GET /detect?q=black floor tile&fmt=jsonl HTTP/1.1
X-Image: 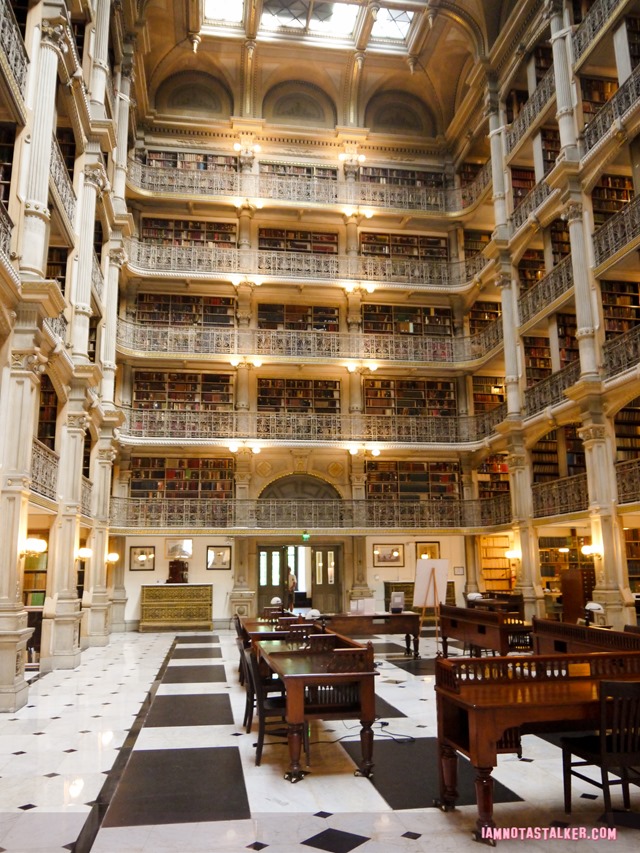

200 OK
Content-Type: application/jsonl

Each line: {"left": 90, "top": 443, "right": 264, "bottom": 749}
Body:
{"left": 145, "top": 693, "right": 234, "bottom": 727}
{"left": 174, "top": 635, "right": 219, "bottom": 644}
{"left": 301, "top": 828, "right": 369, "bottom": 853}
{"left": 102, "top": 746, "right": 250, "bottom": 826}
{"left": 375, "top": 695, "right": 406, "bottom": 719}
{"left": 161, "top": 665, "right": 227, "bottom": 684}
{"left": 170, "top": 647, "right": 222, "bottom": 659}
{"left": 369, "top": 642, "right": 408, "bottom": 655}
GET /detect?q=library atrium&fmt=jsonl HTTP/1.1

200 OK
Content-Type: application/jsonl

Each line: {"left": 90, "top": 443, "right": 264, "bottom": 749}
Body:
{"left": 2, "top": 0, "right": 640, "bottom": 849}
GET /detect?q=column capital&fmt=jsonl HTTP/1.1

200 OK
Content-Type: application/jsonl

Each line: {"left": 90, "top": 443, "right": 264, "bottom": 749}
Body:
{"left": 10, "top": 351, "right": 47, "bottom": 376}
{"left": 564, "top": 201, "right": 583, "bottom": 223}
{"left": 41, "top": 21, "right": 69, "bottom": 58}
{"left": 577, "top": 424, "right": 607, "bottom": 443}
{"left": 66, "top": 412, "right": 89, "bottom": 432}
{"left": 507, "top": 452, "right": 527, "bottom": 470}
{"left": 544, "top": 0, "right": 564, "bottom": 21}
{"left": 84, "top": 163, "right": 109, "bottom": 194}
{"left": 109, "top": 247, "right": 127, "bottom": 268}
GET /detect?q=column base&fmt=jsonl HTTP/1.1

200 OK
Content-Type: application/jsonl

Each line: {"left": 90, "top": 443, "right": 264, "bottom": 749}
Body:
{"left": 229, "top": 589, "right": 256, "bottom": 618}
{"left": 0, "top": 618, "right": 35, "bottom": 712}
{"left": 39, "top": 600, "right": 83, "bottom": 673}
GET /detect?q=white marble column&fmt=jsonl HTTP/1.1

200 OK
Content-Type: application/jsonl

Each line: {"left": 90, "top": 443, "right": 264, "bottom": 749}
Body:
{"left": 486, "top": 75, "right": 508, "bottom": 235}
{"left": 496, "top": 273, "right": 522, "bottom": 417}
{"left": 546, "top": 0, "right": 579, "bottom": 159}
{"left": 565, "top": 202, "right": 599, "bottom": 378}
{"left": 506, "top": 445, "right": 542, "bottom": 619}
{"left": 20, "top": 21, "right": 65, "bottom": 279}
{"left": 89, "top": 0, "right": 111, "bottom": 117}
{"left": 102, "top": 244, "right": 125, "bottom": 406}
{"left": 112, "top": 46, "right": 134, "bottom": 211}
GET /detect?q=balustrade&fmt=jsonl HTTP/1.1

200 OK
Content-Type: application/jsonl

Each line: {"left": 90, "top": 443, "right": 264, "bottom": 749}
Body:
{"left": 511, "top": 180, "right": 553, "bottom": 233}
{"left": 524, "top": 360, "right": 581, "bottom": 417}
{"left": 31, "top": 439, "right": 59, "bottom": 501}
{"left": 505, "top": 67, "right": 556, "bottom": 156}
{"left": 92, "top": 251, "right": 104, "bottom": 303}
{"left": 0, "top": 0, "right": 28, "bottom": 97}
{"left": 573, "top": 0, "right": 623, "bottom": 63}
{"left": 603, "top": 323, "right": 640, "bottom": 377}
{"left": 592, "top": 192, "right": 640, "bottom": 268}
{"left": 518, "top": 256, "right": 573, "bottom": 326}
{"left": 50, "top": 136, "right": 77, "bottom": 227}
{"left": 0, "top": 201, "right": 13, "bottom": 257}
{"left": 617, "top": 457, "right": 640, "bottom": 504}
{"left": 43, "top": 314, "right": 68, "bottom": 343}
{"left": 532, "top": 472, "right": 589, "bottom": 518}
{"left": 81, "top": 476, "right": 93, "bottom": 516}
{"left": 583, "top": 64, "right": 640, "bottom": 153}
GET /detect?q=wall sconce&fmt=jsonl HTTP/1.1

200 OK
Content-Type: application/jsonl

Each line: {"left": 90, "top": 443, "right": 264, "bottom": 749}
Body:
{"left": 229, "top": 356, "right": 263, "bottom": 368}
{"left": 344, "top": 281, "right": 376, "bottom": 294}
{"left": 346, "top": 361, "right": 378, "bottom": 373}
{"left": 581, "top": 544, "right": 602, "bottom": 559}
{"left": 505, "top": 549, "right": 522, "bottom": 561}
{"left": 342, "top": 206, "right": 374, "bottom": 219}
{"left": 228, "top": 442, "right": 261, "bottom": 454}
{"left": 77, "top": 547, "right": 93, "bottom": 560}
{"left": 347, "top": 444, "right": 381, "bottom": 457}
{"left": 21, "top": 538, "right": 48, "bottom": 556}
{"left": 106, "top": 553, "right": 119, "bottom": 564}
{"left": 558, "top": 547, "right": 570, "bottom": 554}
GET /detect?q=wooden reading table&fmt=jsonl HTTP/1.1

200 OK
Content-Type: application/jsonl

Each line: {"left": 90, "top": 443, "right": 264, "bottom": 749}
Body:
{"left": 532, "top": 617, "right": 640, "bottom": 654}
{"left": 256, "top": 635, "right": 378, "bottom": 782}
{"left": 439, "top": 604, "right": 532, "bottom": 657}
{"left": 435, "top": 651, "right": 640, "bottom": 844}
{"left": 315, "top": 612, "right": 420, "bottom": 657}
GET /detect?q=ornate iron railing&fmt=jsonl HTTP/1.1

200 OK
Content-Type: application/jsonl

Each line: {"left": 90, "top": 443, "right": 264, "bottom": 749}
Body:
{"left": 109, "top": 495, "right": 511, "bottom": 531}
{"left": 0, "top": 201, "right": 13, "bottom": 257}
{"left": 583, "top": 64, "right": 640, "bottom": 153}
{"left": 511, "top": 180, "right": 552, "bottom": 233}
{"left": 465, "top": 317, "right": 504, "bottom": 360}
{"left": 128, "top": 159, "right": 492, "bottom": 214}
{"left": 43, "top": 314, "right": 68, "bottom": 342}
{"left": 31, "top": 439, "right": 59, "bottom": 501}
{"left": 603, "top": 323, "right": 640, "bottom": 378}
{"left": 505, "top": 67, "right": 556, "bottom": 156}
{"left": 118, "top": 407, "right": 498, "bottom": 445}
{"left": 617, "top": 456, "right": 640, "bottom": 505}
{"left": 524, "top": 360, "right": 581, "bottom": 417}
{"left": 518, "top": 256, "right": 573, "bottom": 326}
{"left": 0, "top": 0, "right": 29, "bottom": 97}
{"left": 81, "top": 476, "right": 93, "bottom": 516}
{"left": 92, "top": 251, "right": 104, "bottom": 303}
{"left": 50, "top": 135, "right": 77, "bottom": 227}
{"left": 573, "top": 0, "right": 623, "bottom": 63}
{"left": 532, "top": 472, "right": 589, "bottom": 518}
{"left": 592, "top": 192, "right": 640, "bottom": 267}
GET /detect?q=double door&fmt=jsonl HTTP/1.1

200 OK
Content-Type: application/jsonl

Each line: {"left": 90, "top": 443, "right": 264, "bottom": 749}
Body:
{"left": 257, "top": 544, "right": 341, "bottom": 614}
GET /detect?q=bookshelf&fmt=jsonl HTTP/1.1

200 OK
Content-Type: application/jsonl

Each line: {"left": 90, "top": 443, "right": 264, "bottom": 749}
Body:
{"left": 37, "top": 374, "right": 58, "bottom": 450}
{"left": 259, "top": 162, "right": 337, "bottom": 180}
{"left": 506, "top": 89, "right": 529, "bottom": 123}
{"left": 625, "top": 528, "right": 640, "bottom": 592}
{"left": 23, "top": 549, "right": 48, "bottom": 607}
{"left": 459, "top": 162, "right": 482, "bottom": 185}
{"left": 46, "top": 246, "right": 68, "bottom": 295}
{"left": 517, "top": 249, "right": 546, "bottom": 292}
{"left": 364, "top": 378, "right": 456, "bottom": 417}
{"left": 477, "top": 454, "right": 510, "bottom": 498}
{"left": 614, "top": 397, "right": 640, "bottom": 462}
{"left": 534, "top": 46, "right": 553, "bottom": 82}
{"left": 0, "top": 124, "right": 14, "bottom": 203}
{"left": 580, "top": 76, "right": 618, "bottom": 124}
{"left": 541, "top": 127, "right": 560, "bottom": 175}
{"left": 591, "top": 174, "right": 635, "bottom": 226}
{"left": 130, "top": 456, "right": 235, "bottom": 499}
{"left": 627, "top": 17, "right": 640, "bottom": 68}
{"left": 256, "top": 378, "right": 340, "bottom": 412}
{"left": 531, "top": 430, "right": 559, "bottom": 482}
{"left": 56, "top": 127, "right": 76, "bottom": 177}
{"left": 511, "top": 167, "right": 535, "bottom": 204}
{"left": 523, "top": 335, "right": 552, "bottom": 385}
{"left": 564, "top": 424, "right": 586, "bottom": 476}
{"left": 472, "top": 376, "right": 505, "bottom": 412}
{"left": 479, "top": 534, "right": 513, "bottom": 592}
{"left": 257, "top": 303, "right": 339, "bottom": 331}
{"left": 550, "top": 218, "right": 570, "bottom": 264}
{"left": 600, "top": 280, "right": 640, "bottom": 339}
{"left": 362, "top": 304, "right": 452, "bottom": 336}
{"left": 365, "top": 459, "right": 460, "bottom": 500}
{"left": 464, "top": 231, "right": 491, "bottom": 257}
{"left": 146, "top": 150, "right": 238, "bottom": 171}
{"left": 539, "top": 533, "right": 596, "bottom": 586}
{"left": 133, "top": 371, "right": 234, "bottom": 411}
{"left": 556, "top": 313, "right": 579, "bottom": 367}
{"left": 135, "top": 293, "right": 236, "bottom": 327}
{"left": 257, "top": 228, "right": 338, "bottom": 254}
{"left": 359, "top": 166, "right": 444, "bottom": 188}
{"left": 360, "top": 232, "right": 449, "bottom": 261}
{"left": 468, "top": 301, "right": 501, "bottom": 334}
{"left": 140, "top": 218, "right": 237, "bottom": 248}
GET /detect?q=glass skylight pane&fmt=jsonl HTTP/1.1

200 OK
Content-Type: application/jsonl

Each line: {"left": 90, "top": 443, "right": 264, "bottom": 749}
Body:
{"left": 371, "top": 7, "right": 413, "bottom": 40}
{"left": 262, "top": 0, "right": 309, "bottom": 30}
{"left": 204, "top": 0, "right": 244, "bottom": 23}
{"left": 309, "top": 2, "right": 359, "bottom": 35}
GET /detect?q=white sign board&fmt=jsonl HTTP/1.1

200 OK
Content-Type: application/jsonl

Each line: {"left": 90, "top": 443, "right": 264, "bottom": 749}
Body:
{"left": 412, "top": 559, "right": 450, "bottom": 609}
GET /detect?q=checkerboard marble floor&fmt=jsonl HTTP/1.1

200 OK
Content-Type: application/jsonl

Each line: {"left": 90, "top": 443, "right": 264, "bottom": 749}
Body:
{"left": 0, "top": 629, "right": 638, "bottom": 853}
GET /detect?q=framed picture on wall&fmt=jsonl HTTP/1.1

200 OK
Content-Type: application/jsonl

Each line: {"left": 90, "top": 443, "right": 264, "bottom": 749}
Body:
{"left": 416, "top": 541, "right": 440, "bottom": 561}
{"left": 130, "top": 546, "right": 155, "bottom": 571}
{"left": 165, "top": 538, "right": 193, "bottom": 559}
{"left": 206, "top": 546, "right": 231, "bottom": 570}
{"left": 373, "top": 544, "right": 404, "bottom": 567}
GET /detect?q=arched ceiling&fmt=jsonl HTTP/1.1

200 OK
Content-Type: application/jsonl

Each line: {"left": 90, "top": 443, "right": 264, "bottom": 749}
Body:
{"left": 134, "top": 1, "right": 521, "bottom": 140}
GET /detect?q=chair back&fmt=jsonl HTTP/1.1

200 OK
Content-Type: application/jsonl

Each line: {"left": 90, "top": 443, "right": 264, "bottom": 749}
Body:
{"left": 599, "top": 680, "right": 640, "bottom": 758}
{"left": 308, "top": 632, "right": 339, "bottom": 652}
{"left": 262, "top": 605, "right": 283, "bottom": 622}
{"left": 286, "top": 622, "right": 314, "bottom": 643}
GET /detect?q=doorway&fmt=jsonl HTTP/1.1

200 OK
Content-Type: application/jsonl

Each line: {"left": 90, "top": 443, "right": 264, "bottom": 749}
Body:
{"left": 256, "top": 544, "right": 342, "bottom": 614}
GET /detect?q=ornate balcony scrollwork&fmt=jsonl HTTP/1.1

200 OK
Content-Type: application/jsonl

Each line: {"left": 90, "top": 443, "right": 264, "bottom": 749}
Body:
{"left": 50, "top": 136, "right": 77, "bottom": 228}
{"left": 603, "top": 322, "right": 640, "bottom": 378}
{"left": 524, "top": 360, "right": 581, "bottom": 417}
{"left": 518, "top": 256, "right": 573, "bottom": 327}
{"left": 511, "top": 180, "right": 552, "bottom": 234}
{"left": 583, "top": 64, "right": 640, "bottom": 154}
{"left": 0, "top": 201, "right": 13, "bottom": 257}
{"left": 592, "top": 192, "right": 640, "bottom": 268}
{"left": 31, "top": 438, "right": 59, "bottom": 501}
{"left": 532, "top": 472, "right": 589, "bottom": 518}
{"left": 572, "top": 0, "right": 623, "bottom": 64}
{"left": 505, "top": 66, "right": 556, "bottom": 156}
{"left": 617, "top": 457, "right": 640, "bottom": 505}
{"left": 0, "top": 0, "right": 28, "bottom": 98}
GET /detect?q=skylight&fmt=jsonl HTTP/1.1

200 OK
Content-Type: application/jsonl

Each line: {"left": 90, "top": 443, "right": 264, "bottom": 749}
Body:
{"left": 261, "top": 1, "right": 359, "bottom": 37}
{"left": 204, "top": 0, "right": 244, "bottom": 25}
{"left": 371, "top": 7, "right": 413, "bottom": 41}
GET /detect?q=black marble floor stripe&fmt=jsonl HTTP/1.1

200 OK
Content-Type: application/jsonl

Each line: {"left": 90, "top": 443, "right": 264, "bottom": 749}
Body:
{"left": 170, "top": 646, "right": 222, "bottom": 659}
{"left": 370, "top": 641, "right": 408, "bottom": 655}
{"left": 174, "top": 634, "right": 219, "bottom": 643}
{"left": 161, "top": 664, "right": 227, "bottom": 683}
{"left": 102, "top": 746, "right": 250, "bottom": 827}
{"left": 375, "top": 695, "right": 406, "bottom": 719}
{"left": 145, "top": 693, "right": 235, "bottom": 727}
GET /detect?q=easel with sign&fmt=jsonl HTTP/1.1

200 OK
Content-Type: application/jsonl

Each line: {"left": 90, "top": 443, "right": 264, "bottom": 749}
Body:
{"left": 413, "top": 559, "right": 449, "bottom": 655}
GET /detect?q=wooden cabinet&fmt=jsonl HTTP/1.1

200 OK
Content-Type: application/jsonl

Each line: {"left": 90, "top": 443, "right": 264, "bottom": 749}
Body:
{"left": 511, "top": 167, "right": 535, "bottom": 203}
{"left": 139, "top": 584, "right": 213, "bottom": 631}
{"left": 625, "top": 528, "right": 640, "bottom": 593}
{"left": 37, "top": 374, "right": 58, "bottom": 450}
{"left": 541, "top": 127, "right": 560, "bottom": 174}
{"left": 472, "top": 376, "right": 505, "bottom": 413}
{"left": 580, "top": 76, "right": 618, "bottom": 125}
{"left": 523, "top": 335, "right": 552, "bottom": 385}
{"left": 359, "top": 167, "right": 444, "bottom": 188}
{"left": 477, "top": 454, "right": 510, "bottom": 498}
{"left": 550, "top": 219, "right": 570, "bottom": 264}
{"left": 140, "top": 218, "right": 237, "bottom": 247}
{"left": 259, "top": 161, "right": 337, "bottom": 180}
{"left": 479, "top": 535, "right": 513, "bottom": 592}
{"left": 463, "top": 231, "right": 491, "bottom": 257}
{"left": 23, "top": 551, "right": 48, "bottom": 606}
{"left": 46, "top": 246, "right": 69, "bottom": 295}
{"left": 459, "top": 162, "right": 482, "bottom": 186}
{"left": 556, "top": 313, "right": 579, "bottom": 367}
{"left": 517, "top": 249, "right": 545, "bottom": 292}
{"left": 135, "top": 293, "right": 236, "bottom": 327}
{"left": 561, "top": 567, "right": 596, "bottom": 623}
{"left": 0, "top": 124, "right": 14, "bottom": 203}
{"left": 614, "top": 397, "right": 640, "bottom": 461}
{"left": 591, "top": 174, "right": 634, "bottom": 226}
{"left": 531, "top": 430, "right": 559, "bottom": 482}
{"left": 468, "top": 302, "right": 501, "bottom": 335}
{"left": 256, "top": 378, "right": 340, "bottom": 412}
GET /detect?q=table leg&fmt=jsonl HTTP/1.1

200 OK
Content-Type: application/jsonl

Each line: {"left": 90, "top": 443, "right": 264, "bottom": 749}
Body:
{"left": 473, "top": 766, "right": 497, "bottom": 846}
{"left": 354, "top": 719, "right": 374, "bottom": 777}
{"left": 284, "top": 722, "right": 308, "bottom": 783}
{"left": 412, "top": 631, "right": 420, "bottom": 658}
{"left": 434, "top": 742, "right": 458, "bottom": 810}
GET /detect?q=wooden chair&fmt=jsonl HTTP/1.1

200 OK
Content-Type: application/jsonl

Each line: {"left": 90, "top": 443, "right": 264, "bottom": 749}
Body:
{"left": 238, "top": 641, "right": 284, "bottom": 734}
{"left": 561, "top": 680, "right": 640, "bottom": 825}
{"left": 246, "top": 649, "right": 290, "bottom": 765}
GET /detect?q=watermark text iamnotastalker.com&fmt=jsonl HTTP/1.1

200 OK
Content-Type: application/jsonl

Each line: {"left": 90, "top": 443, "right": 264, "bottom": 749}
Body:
{"left": 481, "top": 826, "right": 617, "bottom": 841}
